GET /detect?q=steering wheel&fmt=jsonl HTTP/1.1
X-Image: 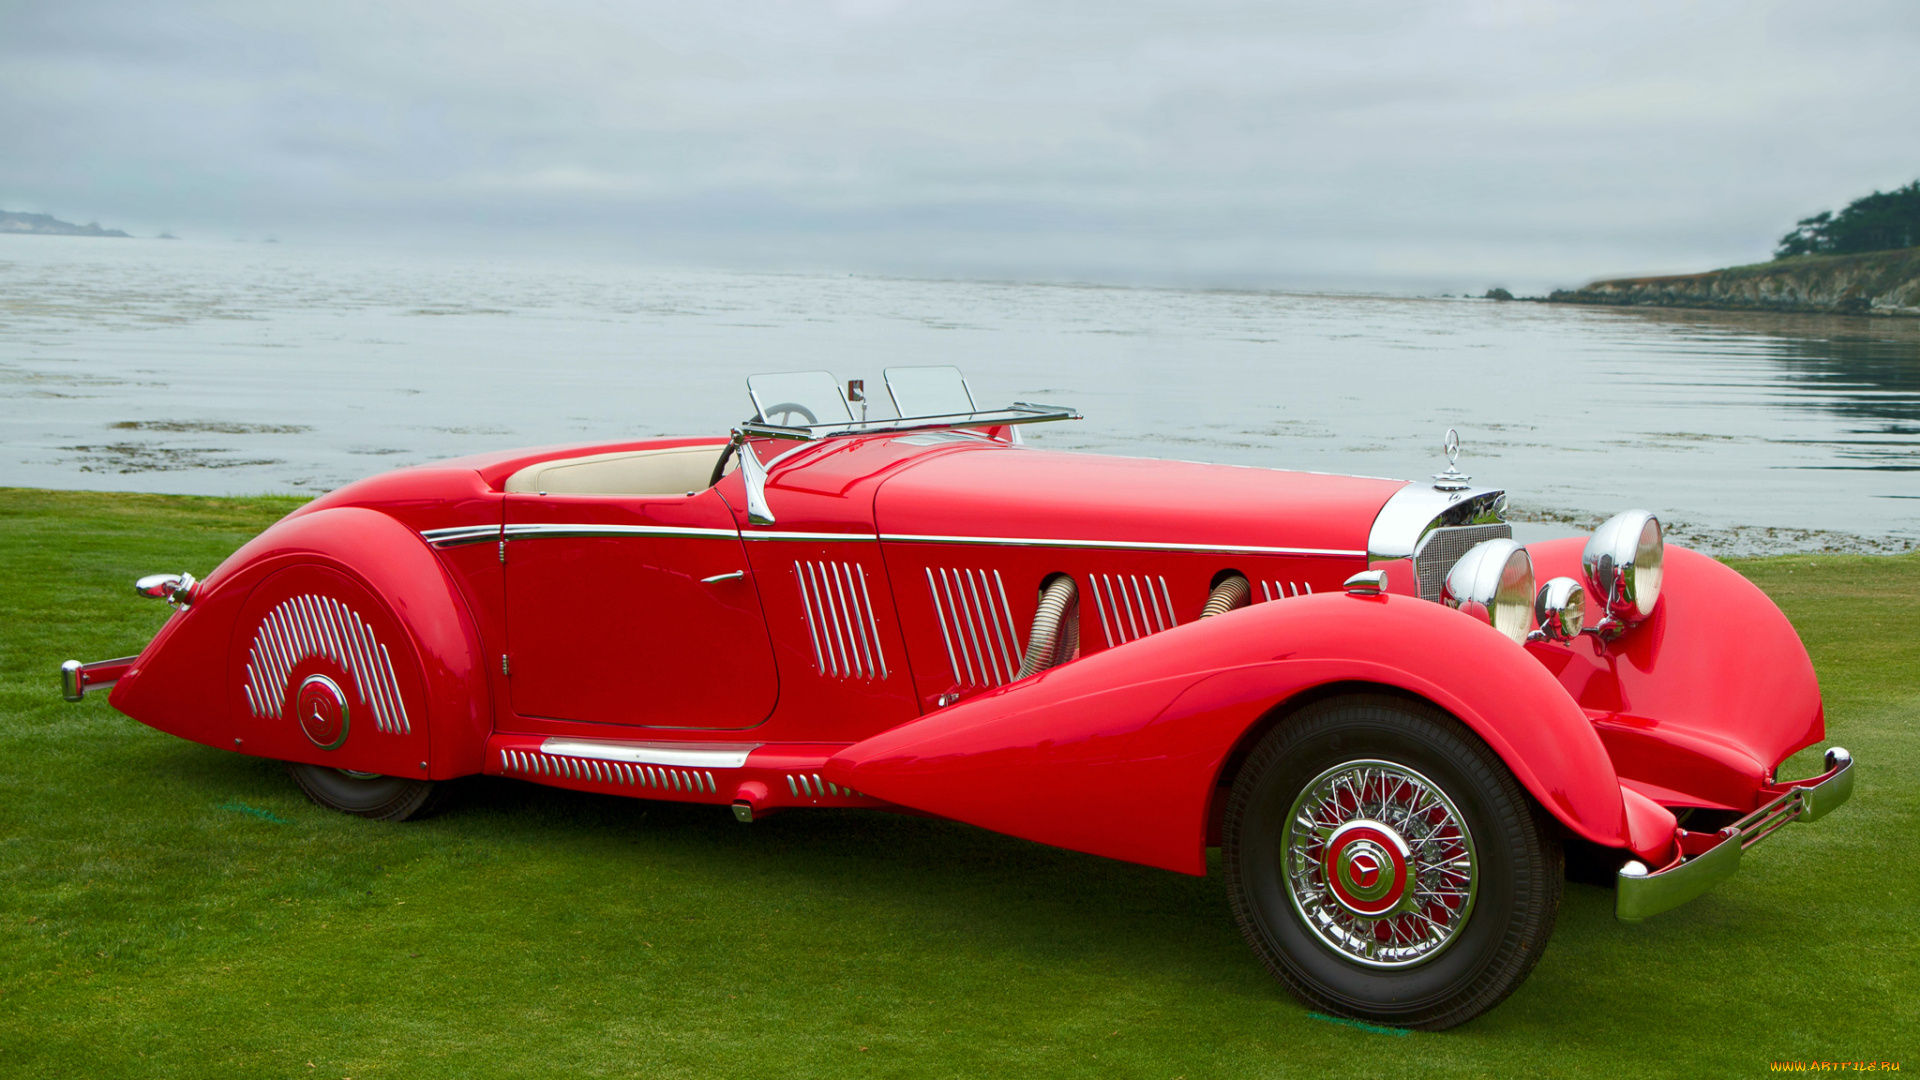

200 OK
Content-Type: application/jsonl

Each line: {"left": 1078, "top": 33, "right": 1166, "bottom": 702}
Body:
{"left": 761, "top": 402, "right": 817, "bottom": 426}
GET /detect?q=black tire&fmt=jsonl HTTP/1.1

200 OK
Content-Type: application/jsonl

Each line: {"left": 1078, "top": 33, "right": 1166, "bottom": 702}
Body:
{"left": 1223, "top": 693, "right": 1562, "bottom": 1030}
{"left": 287, "top": 762, "right": 449, "bottom": 822}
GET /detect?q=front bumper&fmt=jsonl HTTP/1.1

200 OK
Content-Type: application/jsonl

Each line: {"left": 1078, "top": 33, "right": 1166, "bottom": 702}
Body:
{"left": 1615, "top": 747, "right": 1855, "bottom": 923}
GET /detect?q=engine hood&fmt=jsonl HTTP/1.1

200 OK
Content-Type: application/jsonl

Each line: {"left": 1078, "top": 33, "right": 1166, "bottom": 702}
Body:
{"left": 873, "top": 444, "right": 1408, "bottom": 556}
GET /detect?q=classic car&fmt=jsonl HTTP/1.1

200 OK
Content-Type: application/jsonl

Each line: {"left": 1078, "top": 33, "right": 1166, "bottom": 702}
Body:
{"left": 61, "top": 366, "right": 1854, "bottom": 1030}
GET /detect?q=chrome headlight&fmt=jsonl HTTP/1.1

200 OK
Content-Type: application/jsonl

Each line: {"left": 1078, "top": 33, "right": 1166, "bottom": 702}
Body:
{"left": 1532, "top": 576, "right": 1585, "bottom": 642}
{"left": 1582, "top": 510, "right": 1663, "bottom": 623}
{"left": 1443, "top": 538, "right": 1535, "bottom": 643}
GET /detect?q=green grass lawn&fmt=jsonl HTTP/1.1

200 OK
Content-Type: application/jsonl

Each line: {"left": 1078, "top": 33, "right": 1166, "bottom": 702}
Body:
{"left": 1, "top": 488, "right": 1914, "bottom": 1078}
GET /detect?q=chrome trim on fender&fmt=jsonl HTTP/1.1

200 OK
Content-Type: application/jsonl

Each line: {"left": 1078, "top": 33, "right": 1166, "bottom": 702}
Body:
{"left": 242, "top": 595, "right": 411, "bottom": 735}
{"left": 1342, "top": 570, "right": 1388, "bottom": 596}
{"left": 538, "top": 737, "right": 760, "bottom": 770}
{"left": 506, "top": 523, "right": 738, "bottom": 541}
{"left": 1615, "top": 747, "right": 1855, "bottom": 923}
{"left": 421, "top": 525, "right": 503, "bottom": 548}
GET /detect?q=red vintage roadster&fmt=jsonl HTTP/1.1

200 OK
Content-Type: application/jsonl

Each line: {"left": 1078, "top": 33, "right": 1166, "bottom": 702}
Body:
{"left": 63, "top": 367, "right": 1853, "bottom": 1029}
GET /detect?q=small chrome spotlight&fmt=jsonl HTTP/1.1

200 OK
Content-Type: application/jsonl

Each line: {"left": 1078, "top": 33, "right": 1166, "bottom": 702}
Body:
{"left": 1531, "top": 576, "right": 1585, "bottom": 642}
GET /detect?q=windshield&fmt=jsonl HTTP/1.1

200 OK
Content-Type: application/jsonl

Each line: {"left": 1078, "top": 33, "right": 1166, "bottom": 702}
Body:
{"left": 741, "top": 367, "right": 1079, "bottom": 442}
{"left": 884, "top": 365, "right": 977, "bottom": 418}
{"left": 746, "top": 371, "right": 854, "bottom": 428}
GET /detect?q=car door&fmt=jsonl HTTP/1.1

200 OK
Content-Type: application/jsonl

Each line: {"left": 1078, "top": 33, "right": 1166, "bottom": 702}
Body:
{"left": 502, "top": 488, "right": 779, "bottom": 729}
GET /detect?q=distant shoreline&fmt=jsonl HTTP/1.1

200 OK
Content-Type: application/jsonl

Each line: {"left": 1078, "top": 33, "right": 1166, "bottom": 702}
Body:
{"left": 1544, "top": 247, "right": 1920, "bottom": 318}
{"left": 0, "top": 210, "right": 133, "bottom": 238}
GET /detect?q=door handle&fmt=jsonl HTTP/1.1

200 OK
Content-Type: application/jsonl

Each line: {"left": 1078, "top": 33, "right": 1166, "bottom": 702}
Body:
{"left": 700, "top": 571, "right": 746, "bottom": 584}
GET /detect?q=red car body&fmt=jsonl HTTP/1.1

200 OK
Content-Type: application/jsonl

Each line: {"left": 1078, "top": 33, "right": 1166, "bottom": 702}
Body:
{"left": 65, "top": 384, "right": 1854, "bottom": 1028}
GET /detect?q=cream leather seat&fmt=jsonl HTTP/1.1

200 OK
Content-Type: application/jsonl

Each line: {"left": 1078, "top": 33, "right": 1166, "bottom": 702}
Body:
{"left": 503, "top": 444, "right": 733, "bottom": 496}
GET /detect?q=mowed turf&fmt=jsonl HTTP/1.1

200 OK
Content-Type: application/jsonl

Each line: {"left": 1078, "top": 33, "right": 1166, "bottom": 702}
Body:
{"left": 1, "top": 487, "right": 1913, "bottom": 1078}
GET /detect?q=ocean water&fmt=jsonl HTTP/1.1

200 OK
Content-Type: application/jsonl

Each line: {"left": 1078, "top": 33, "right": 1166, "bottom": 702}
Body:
{"left": 2, "top": 236, "right": 1915, "bottom": 555}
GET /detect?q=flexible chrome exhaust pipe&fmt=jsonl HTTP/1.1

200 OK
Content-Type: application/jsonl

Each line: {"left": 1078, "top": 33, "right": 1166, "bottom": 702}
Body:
{"left": 1018, "top": 575, "right": 1079, "bottom": 679}
{"left": 1200, "top": 574, "right": 1251, "bottom": 619}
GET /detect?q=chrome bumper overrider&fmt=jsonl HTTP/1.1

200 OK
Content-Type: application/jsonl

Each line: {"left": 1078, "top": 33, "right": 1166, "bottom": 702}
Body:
{"left": 60, "top": 656, "right": 138, "bottom": 702}
{"left": 1615, "top": 747, "right": 1855, "bottom": 923}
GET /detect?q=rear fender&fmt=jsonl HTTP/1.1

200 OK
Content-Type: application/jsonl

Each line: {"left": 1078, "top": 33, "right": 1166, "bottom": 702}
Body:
{"left": 110, "top": 507, "right": 490, "bottom": 779}
{"left": 826, "top": 590, "right": 1628, "bottom": 875}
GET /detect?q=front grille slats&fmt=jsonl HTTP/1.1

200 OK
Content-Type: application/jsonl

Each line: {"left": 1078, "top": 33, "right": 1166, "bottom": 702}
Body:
{"left": 1414, "top": 524, "right": 1515, "bottom": 602}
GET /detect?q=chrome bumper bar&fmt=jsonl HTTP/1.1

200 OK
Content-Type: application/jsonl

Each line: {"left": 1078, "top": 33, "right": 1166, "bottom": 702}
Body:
{"left": 1615, "top": 746, "right": 1855, "bottom": 923}
{"left": 60, "top": 656, "right": 138, "bottom": 702}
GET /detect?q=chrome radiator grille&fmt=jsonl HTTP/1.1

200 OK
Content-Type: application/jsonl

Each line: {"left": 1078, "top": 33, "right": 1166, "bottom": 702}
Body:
{"left": 1414, "top": 524, "right": 1514, "bottom": 602}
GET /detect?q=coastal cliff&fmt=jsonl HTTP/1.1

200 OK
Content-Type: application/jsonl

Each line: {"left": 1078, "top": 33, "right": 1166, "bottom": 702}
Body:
{"left": 0, "top": 210, "right": 132, "bottom": 237}
{"left": 1547, "top": 247, "right": 1920, "bottom": 317}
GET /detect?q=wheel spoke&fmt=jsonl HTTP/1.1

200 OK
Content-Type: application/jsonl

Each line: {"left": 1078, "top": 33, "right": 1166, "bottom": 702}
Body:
{"left": 1281, "top": 758, "right": 1479, "bottom": 968}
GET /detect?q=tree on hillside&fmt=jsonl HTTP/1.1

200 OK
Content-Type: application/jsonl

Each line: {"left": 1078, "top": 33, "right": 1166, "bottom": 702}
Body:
{"left": 1775, "top": 179, "right": 1920, "bottom": 258}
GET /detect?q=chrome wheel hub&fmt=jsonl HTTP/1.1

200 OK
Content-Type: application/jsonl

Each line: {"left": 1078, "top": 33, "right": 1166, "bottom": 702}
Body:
{"left": 1282, "top": 759, "right": 1477, "bottom": 968}
{"left": 296, "top": 673, "right": 350, "bottom": 751}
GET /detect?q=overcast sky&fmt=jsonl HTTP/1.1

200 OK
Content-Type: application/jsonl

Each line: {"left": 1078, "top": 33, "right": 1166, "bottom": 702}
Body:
{"left": 3, "top": 0, "right": 1917, "bottom": 291}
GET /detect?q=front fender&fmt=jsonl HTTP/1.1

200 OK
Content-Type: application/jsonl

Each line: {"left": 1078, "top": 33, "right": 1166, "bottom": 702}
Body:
{"left": 826, "top": 590, "right": 1628, "bottom": 875}
{"left": 110, "top": 507, "right": 491, "bottom": 778}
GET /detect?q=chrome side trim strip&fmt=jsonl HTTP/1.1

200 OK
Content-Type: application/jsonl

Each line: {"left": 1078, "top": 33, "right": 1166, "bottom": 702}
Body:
{"left": 882, "top": 532, "right": 1363, "bottom": 558}
{"left": 491, "top": 523, "right": 882, "bottom": 543}
{"left": 538, "top": 738, "right": 759, "bottom": 769}
{"left": 422, "top": 524, "right": 502, "bottom": 548}
{"left": 506, "top": 524, "right": 738, "bottom": 541}
{"left": 744, "top": 530, "right": 880, "bottom": 542}
{"left": 470, "top": 523, "right": 1356, "bottom": 557}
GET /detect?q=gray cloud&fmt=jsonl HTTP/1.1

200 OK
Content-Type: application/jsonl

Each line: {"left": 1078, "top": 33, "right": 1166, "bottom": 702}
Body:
{"left": 3, "top": 0, "right": 1917, "bottom": 290}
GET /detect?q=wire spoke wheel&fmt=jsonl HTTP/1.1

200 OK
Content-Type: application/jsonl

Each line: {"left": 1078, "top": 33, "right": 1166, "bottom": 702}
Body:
{"left": 1284, "top": 760, "right": 1477, "bottom": 968}
{"left": 1224, "top": 694, "right": 1561, "bottom": 1030}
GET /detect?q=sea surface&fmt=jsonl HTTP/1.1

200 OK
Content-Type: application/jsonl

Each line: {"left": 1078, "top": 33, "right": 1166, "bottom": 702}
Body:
{"left": 3, "top": 236, "right": 1915, "bottom": 556}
